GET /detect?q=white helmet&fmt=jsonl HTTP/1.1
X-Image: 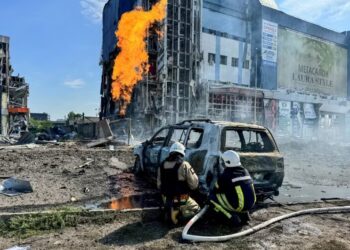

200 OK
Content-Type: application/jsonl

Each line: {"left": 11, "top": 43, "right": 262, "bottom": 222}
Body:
{"left": 169, "top": 142, "right": 186, "bottom": 156}
{"left": 221, "top": 150, "right": 241, "bottom": 168}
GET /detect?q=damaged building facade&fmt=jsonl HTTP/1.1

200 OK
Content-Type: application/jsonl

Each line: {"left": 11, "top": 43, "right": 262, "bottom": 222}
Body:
{"left": 100, "top": 0, "right": 201, "bottom": 127}
{"left": 100, "top": 0, "right": 350, "bottom": 139}
{"left": 0, "top": 35, "right": 29, "bottom": 136}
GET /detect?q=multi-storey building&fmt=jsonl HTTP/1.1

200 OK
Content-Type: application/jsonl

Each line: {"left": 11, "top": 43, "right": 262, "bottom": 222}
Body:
{"left": 100, "top": 0, "right": 350, "bottom": 138}
{"left": 0, "top": 35, "right": 29, "bottom": 136}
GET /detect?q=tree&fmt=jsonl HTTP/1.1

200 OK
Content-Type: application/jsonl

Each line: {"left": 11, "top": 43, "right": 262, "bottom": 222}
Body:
{"left": 67, "top": 111, "right": 82, "bottom": 121}
{"left": 29, "top": 118, "right": 53, "bottom": 132}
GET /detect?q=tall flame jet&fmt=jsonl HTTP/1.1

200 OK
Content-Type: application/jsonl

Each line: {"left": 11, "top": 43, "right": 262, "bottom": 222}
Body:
{"left": 111, "top": 0, "right": 167, "bottom": 116}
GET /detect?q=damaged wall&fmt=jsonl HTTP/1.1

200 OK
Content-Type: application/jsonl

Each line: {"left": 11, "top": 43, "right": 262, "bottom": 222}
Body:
{"left": 0, "top": 36, "right": 10, "bottom": 135}
{"left": 0, "top": 35, "right": 29, "bottom": 136}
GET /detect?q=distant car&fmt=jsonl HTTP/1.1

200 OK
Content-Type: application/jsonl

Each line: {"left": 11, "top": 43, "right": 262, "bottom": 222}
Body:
{"left": 133, "top": 119, "right": 284, "bottom": 201}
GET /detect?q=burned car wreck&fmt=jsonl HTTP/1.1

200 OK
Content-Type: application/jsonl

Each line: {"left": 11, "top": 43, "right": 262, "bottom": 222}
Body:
{"left": 133, "top": 119, "right": 284, "bottom": 200}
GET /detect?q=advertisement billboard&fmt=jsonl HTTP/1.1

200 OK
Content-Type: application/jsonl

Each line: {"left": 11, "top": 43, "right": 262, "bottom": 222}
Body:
{"left": 262, "top": 20, "right": 278, "bottom": 63}
{"left": 277, "top": 28, "right": 348, "bottom": 97}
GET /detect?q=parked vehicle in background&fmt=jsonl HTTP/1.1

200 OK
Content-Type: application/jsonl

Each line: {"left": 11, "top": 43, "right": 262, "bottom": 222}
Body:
{"left": 133, "top": 119, "right": 284, "bottom": 201}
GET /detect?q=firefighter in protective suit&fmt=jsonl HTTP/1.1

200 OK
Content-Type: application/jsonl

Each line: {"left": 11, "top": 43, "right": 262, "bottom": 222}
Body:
{"left": 157, "top": 142, "right": 200, "bottom": 225}
{"left": 209, "top": 150, "right": 256, "bottom": 226}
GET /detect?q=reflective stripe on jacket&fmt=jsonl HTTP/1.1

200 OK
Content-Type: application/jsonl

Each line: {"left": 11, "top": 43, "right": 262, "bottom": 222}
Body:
{"left": 210, "top": 166, "right": 256, "bottom": 214}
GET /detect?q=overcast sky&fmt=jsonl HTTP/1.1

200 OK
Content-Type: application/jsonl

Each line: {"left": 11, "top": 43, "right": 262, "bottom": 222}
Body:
{"left": 0, "top": 0, "right": 348, "bottom": 120}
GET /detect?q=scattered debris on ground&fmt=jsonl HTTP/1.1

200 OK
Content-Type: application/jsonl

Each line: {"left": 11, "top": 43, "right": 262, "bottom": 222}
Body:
{"left": 0, "top": 140, "right": 349, "bottom": 249}
{"left": 0, "top": 178, "right": 33, "bottom": 197}
{"left": 0, "top": 142, "right": 136, "bottom": 213}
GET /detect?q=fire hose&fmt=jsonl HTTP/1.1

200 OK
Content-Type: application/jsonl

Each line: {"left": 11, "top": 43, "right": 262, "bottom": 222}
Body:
{"left": 182, "top": 205, "right": 350, "bottom": 242}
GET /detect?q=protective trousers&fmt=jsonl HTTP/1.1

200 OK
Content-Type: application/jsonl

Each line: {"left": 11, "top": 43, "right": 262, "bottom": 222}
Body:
{"left": 163, "top": 195, "right": 200, "bottom": 225}
{"left": 209, "top": 182, "right": 256, "bottom": 224}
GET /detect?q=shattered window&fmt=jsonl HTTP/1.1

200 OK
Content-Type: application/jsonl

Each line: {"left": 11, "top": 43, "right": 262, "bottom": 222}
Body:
{"left": 168, "top": 128, "right": 187, "bottom": 146}
{"left": 223, "top": 129, "right": 275, "bottom": 152}
{"left": 186, "top": 128, "right": 203, "bottom": 149}
{"left": 241, "top": 130, "right": 274, "bottom": 152}
{"left": 208, "top": 53, "right": 215, "bottom": 65}
{"left": 151, "top": 128, "right": 170, "bottom": 146}
{"left": 224, "top": 130, "right": 242, "bottom": 151}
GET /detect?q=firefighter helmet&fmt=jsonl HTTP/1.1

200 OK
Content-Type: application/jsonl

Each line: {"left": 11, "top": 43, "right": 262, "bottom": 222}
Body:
{"left": 222, "top": 150, "right": 241, "bottom": 167}
{"left": 169, "top": 142, "right": 186, "bottom": 156}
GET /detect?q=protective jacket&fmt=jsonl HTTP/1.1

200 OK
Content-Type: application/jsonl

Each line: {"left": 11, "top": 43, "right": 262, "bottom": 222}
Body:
{"left": 210, "top": 166, "right": 256, "bottom": 217}
{"left": 157, "top": 157, "right": 198, "bottom": 199}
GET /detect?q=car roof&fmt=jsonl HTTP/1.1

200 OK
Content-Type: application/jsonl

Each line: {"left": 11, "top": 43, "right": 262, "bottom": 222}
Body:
{"left": 211, "top": 121, "right": 267, "bottom": 130}
{"left": 174, "top": 119, "right": 268, "bottom": 131}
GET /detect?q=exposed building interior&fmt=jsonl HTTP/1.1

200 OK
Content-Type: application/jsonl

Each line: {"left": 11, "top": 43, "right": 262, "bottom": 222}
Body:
{"left": 0, "top": 35, "right": 29, "bottom": 136}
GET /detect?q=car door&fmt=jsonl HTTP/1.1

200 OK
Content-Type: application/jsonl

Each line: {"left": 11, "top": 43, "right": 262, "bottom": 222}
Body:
{"left": 184, "top": 126, "right": 207, "bottom": 174}
{"left": 143, "top": 127, "right": 171, "bottom": 176}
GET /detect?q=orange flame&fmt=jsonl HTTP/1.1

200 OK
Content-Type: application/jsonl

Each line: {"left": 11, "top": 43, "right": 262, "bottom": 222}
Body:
{"left": 111, "top": 0, "right": 167, "bottom": 116}
{"left": 108, "top": 197, "right": 133, "bottom": 210}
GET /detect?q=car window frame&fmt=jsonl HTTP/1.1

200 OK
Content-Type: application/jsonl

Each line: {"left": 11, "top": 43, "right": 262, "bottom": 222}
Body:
{"left": 184, "top": 126, "right": 205, "bottom": 149}
{"left": 166, "top": 125, "right": 189, "bottom": 147}
{"left": 149, "top": 126, "right": 171, "bottom": 147}
{"left": 222, "top": 129, "right": 243, "bottom": 151}
{"left": 221, "top": 127, "right": 277, "bottom": 153}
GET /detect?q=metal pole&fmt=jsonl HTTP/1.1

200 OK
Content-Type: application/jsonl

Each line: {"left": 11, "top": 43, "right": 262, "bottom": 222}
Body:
{"left": 128, "top": 118, "right": 131, "bottom": 146}
{"left": 254, "top": 49, "right": 258, "bottom": 124}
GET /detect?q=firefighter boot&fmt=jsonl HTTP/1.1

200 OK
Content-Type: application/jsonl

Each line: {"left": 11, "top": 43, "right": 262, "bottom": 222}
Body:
{"left": 170, "top": 207, "right": 180, "bottom": 225}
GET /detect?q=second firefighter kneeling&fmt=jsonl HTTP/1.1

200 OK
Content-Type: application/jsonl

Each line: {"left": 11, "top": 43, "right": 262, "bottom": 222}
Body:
{"left": 209, "top": 150, "right": 256, "bottom": 226}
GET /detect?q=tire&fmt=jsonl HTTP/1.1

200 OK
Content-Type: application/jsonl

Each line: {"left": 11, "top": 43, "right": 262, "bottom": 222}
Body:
{"left": 133, "top": 156, "right": 143, "bottom": 176}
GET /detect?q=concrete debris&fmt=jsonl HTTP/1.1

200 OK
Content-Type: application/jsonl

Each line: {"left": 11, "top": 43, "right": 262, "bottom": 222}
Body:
{"left": 0, "top": 143, "right": 40, "bottom": 150}
{"left": 0, "top": 136, "right": 15, "bottom": 144}
{"left": 109, "top": 157, "right": 128, "bottom": 170}
{"left": 0, "top": 178, "right": 33, "bottom": 197}
{"left": 97, "top": 119, "right": 113, "bottom": 138}
{"left": 86, "top": 136, "right": 114, "bottom": 148}
{"left": 16, "top": 132, "right": 35, "bottom": 145}
{"left": 77, "top": 160, "right": 94, "bottom": 169}
{"left": 5, "top": 246, "right": 31, "bottom": 250}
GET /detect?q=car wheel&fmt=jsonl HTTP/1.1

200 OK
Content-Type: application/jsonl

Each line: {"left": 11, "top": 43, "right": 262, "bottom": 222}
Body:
{"left": 133, "top": 156, "right": 143, "bottom": 176}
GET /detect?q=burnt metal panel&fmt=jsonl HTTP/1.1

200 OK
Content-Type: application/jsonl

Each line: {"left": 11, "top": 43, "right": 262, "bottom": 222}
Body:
{"left": 102, "top": 0, "right": 138, "bottom": 62}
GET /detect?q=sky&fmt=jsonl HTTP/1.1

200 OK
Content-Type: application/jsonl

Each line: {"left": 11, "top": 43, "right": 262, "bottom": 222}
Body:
{"left": 0, "top": 0, "right": 108, "bottom": 120}
{"left": 0, "top": 0, "right": 349, "bottom": 120}
{"left": 276, "top": 0, "right": 350, "bottom": 32}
